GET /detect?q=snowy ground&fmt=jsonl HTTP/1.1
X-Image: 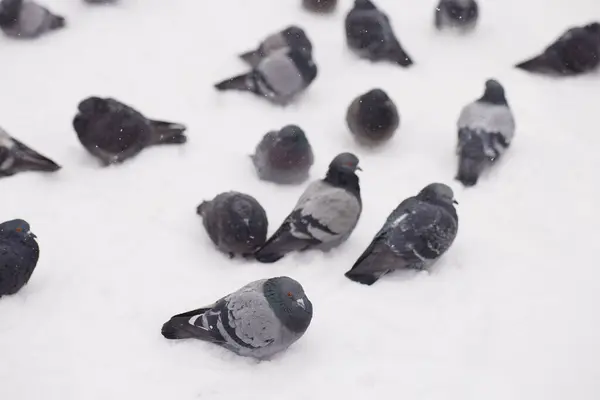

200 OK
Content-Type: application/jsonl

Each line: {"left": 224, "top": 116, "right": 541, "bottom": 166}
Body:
{"left": 1, "top": 0, "right": 600, "bottom": 399}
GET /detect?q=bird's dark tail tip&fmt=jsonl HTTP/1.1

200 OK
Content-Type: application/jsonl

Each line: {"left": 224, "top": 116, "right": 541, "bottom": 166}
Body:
{"left": 515, "top": 55, "right": 547, "bottom": 72}
{"left": 161, "top": 319, "right": 195, "bottom": 340}
{"left": 51, "top": 15, "right": 66, "bottom": 30}
{"left": 150, "top": 120, "right": 187, "bottom": 145}
{"left": 239, "top": 50, "right": 262, "bottom": 67}
{"left": 455, "top": 157, "right": 483, "bottom": 187}
{"left": 344, "top": 271, "right": 379, "bottom": 285}
{"left": 253, "top": 249, "right": 284, "bottom": 264}
{"left": 214, "top": 73, "right": 253, "bottom": 92}
{"left": 196, "top": 201, "right": 208, "bottom": 216}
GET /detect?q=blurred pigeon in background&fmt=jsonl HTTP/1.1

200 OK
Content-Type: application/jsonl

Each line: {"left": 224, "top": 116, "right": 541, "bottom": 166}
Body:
{"left": 302, "top": 0, "right": 338, "bottom": 14}
{"left": 254, "top": 153, "right": 362, "bottom": 263}
{"left": 215, "top": 47, "right": 318, "bottom": 106}
{"left": 455, "top": 79, "right": 515, "bottom": 187}
{"left": 83, "top": 0, "right": 117, "bottom": 4}
{"left": 73, "top": 96, "right": 187, "bottom": 166}
{"left": 346, "top": 88, "right": 399, "bottom": 146}
{"left": 434, "top": 0, "right": 479, "bottom": 32}
{"left": 239, "top": 25, "right": 312, "bottom": 68}
{"left": 345, "top": 0, "right": 413, "bottom": 67}
{"left": 515, "top": 22, "right": 600, "bottom": 75}
{"left": 251, "top": 124, "right": 314, "bottom": 185}
{"left": 0, "top": 219, "right": 40, "bottom": 297}
{"left": 161, "top": 276, "right": 313, "bottom": 360}
{"left": 345, "top": 183, "right": 458, "bottom": 285}
{"left": 0, "top": 0, "right": 65, "bottom": 39}
{"left": 196, "top": 191, "right": 269, "bottom": 258}
{"left": 0, "top": 127, "right": 61, "bottom": 178}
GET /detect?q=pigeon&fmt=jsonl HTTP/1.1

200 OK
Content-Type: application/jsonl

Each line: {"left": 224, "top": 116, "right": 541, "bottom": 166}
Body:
{"left": 345, "top": 0, "right": 413, "bottom": 67}
{"left": 302, "top": 0, "right": 338, "bottom": 14}
{"left": 0, "top": 219, "right": 40, "bottom": 297}
{"left": 254, "top": 153, "right": 362, "bottom": 263}
{"left": 455, "top": 79, "right": 515, "bottom": 187}
{"left": 251, "top": 124, "right": 314, "bottom": 185}
{"left": 515, "top": 22, "right": 600, "bottom": 76}
{"left": 434, "top": 0, "right": 479, "bottom": 32}
{"left": 161, "top": 276, "right": 313, "bottom": 360}
{"left": 196, "top": 191, "right": 269, "bottom": 258}
{"left": 0, "top": 127, "right": 61, "bottom": 178}
{"left": 345, "top": 183, "right": 458, "bottom": 285}
{"left": 73, "top": 96, "right": 187, "bottom": 166}
{"left": 239, "top": 25, "right": 312, "bottom": 68}
{"left": 346, "top": 88, "right": 399, "bottom": 146}
{"left": 214, "top": 47, "right": 318, "bottom": 106}
{"left": 0, "top": 0, "right": 65, "bottom": 39}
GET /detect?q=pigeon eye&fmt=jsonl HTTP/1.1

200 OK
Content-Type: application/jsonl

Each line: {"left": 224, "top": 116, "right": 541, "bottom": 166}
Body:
{"left": 287, "top": 292, "right": 293, "bottom": 297}
{"left": 15, "top": 228, "right": 22, "bottom": 233}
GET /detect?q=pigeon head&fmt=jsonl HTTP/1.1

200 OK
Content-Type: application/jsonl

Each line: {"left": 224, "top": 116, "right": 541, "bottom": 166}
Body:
{"left": 479, "top": 79, "right": 507, "bottom": 106}
{"left": 417, "top": 183, "right": 458, "bottom": 206}
{"left": 329, "top": 152, "right": 361, "bottom": 173}
{"left": 0, "top": 0, "right": 22, "bottom": 26}
{"left": 0, "top": 219, "right": 36, "bottom": 239}
{"left": 362, "top": 88, "right": 391, "bottom": 104}
{"left": 77, "top": 97, "right": 110, "bottom": 115}
{"left": 584, "top": 22, "right": 600, "bottom": 36}
{"left": 278, "top": 124, "right": 309, "bottom": 145}
{"left": 354, "top": 0, "right": 377, "bottom": 10}
{"left": 287, "top": 48, "right": 318, "bottom": 84}
{"left": 282, "top": 26, "right": 312, "bottom": 56}
{"left": 263, "top": 276, "right": 313, "bottom": 333}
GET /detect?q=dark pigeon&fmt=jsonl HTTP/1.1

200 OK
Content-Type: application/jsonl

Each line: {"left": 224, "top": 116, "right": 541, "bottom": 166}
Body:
{"left": 239, "top": 25, "right": 312, "bottom": 68}
{"left": 73, "top": 96, "right": 187, "bottom": 166}
{"left": 251, "top": 124, "right": 314, "bottom": 185}
{"left": 346, "top": 88, "right": 399, "bottom": 146}
{"left": 456, "top": 79, "right": 515, "bottom": 187}
{"left": 434, "top": 0, "right": 479, "bottom": 32}
{"left": 196, "top": 191, "right": 269, "bottom": 258}
{"left": 254, "top": 153, "right": 362, "bottom": 263}
{"left": 161, "top": 276, "right": 313, "bottom": 360}
{"left": 515, "top": 22, "right": 600, "bottom": 76}
{"left": 302, "top": 0, "right": 338, "bottom": 14}
{"left": 0, "top": 127, "right": 61, "bottom": 178}
{"left": 345, "top": 0, "right": 413, "bottom": 67}
{"left": 0, "top": 0, "right": 65, "bottom": 39}
{"left": 0, "top": 219, "right": 40, "bottom": 297}
{"left": 215, "top": 47, "right": 318, "bottom": 106}
{"left": 345, "top": 183, "right": 458, "bottom": 285}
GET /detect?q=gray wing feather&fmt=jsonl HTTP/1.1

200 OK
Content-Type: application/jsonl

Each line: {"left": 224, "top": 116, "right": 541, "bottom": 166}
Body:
{"left": 457, "top": 102, "right": 515, "bottom": 144}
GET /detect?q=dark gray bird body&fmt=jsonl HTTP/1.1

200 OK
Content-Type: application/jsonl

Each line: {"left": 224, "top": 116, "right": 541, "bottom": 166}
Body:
{"left": 302, "top": 0, "right": 338, "bottom": 13}
{"left": 215, "top": 48, "right": 318, "bottom": 106}
{"left": 254, "top": 153, "right": 362, "bottom": 263}
{"left": 0, "top": 219, "right": 39, "bottom": 297}
{"left": 346, "top": 88, "right": 399, "bottom": 146}
{"left": 72, "top": 97, "right": 187, "bottom": 166}
{"left": 434, "top": 0, "right": 478, "bottom": 32}
{"left": 345, "top": 0, "right": 413, "bottom": 67}
{"left": 239, "top": 26, "right": 313, "bottom": 68}
{"left": 161, "top": 276, "right": 313, "bottom": 360}
{"left": 456, "top": 79, "right": 515, "bottom": 187}
{"left": 0, "top": 0, "right": 65, "bottom": 39}
{"left": 515, "top": 22, "right": 600, "bottom": 76}
{"left": 0, "top": 127, "right": 61, "bottom": 178}
{"left": 345, "top": 183, "right": 458, "bottom": 285}
{"left": 196, "top": 191, "right": 268, "bottom": 258}
{"left": 251, "top": 125, "right": 314, "bottom": 185}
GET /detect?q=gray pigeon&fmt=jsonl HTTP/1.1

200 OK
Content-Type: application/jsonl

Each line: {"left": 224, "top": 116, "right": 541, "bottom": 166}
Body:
{"left": 161, "top": 276, "right": 313, "bottom": 360}
{"left": 456, "top": 79, "right": 515, "bottom": 187}
{"left": 434, "top": 0, "right": 479, "bottom": 32}
{"left": 254, "top": 153, "right": 362, "bottom": 263}
{"left": 251, "top": 124, "right": 314, "bottom": 185}
{"left": 0, "top": 219, "right": 40, "bottom": 297}
{"left": 345, "top": 183, "right": 458, "bottom": 285}
{"left": 214, "top": 47, "right": 318, "bottom": 106}
{"left": 0, "top": 127, "right": 61, "bottom": 178}
{"left": 0, "top": 0, "right": 65, "bottom": 39}
{"left": 515, "top": 22, "right": 600, "bottom": 76}
{"left": 302, "top": 0, "right": 338, "bottom": 13}
{"left": 239, "top": 25, "right": 312, "bottom": 68}
{"left": 73, "top": 96, "right": 187, "bottom": 166}
{"left": 345, "top": 0, "right": 413, "bottom": 67}
{"left": 346, "top": 88, "right": 399, "bottom": 146}
{"left": 196, "top": 191, "right": 269, "bottom": 258}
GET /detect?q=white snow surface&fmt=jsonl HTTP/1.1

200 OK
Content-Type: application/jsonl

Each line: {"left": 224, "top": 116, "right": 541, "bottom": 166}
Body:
{"left": 1, "top": 0, "right": 600, "bottom": 399}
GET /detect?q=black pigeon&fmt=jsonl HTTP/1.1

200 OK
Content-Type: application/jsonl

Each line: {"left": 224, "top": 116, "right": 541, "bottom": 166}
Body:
{"left": 346, "top": 88, "right": 399, "bottom": 146}
{"left": 73, "top": 96, "right": 187, "bottom": 166}
{"left": 302, "top": 0, "right": 338, "bottom": 13}
{"left": 0, "top": 219, "right": 40, "bottom": 297}
{"left": 0, "top": 0, "right": 65, "bottom": 39}
{"left": 434, "top": 0, "right": 479, "bottom": 32}
{"left": 0, "top": 127, "right": 60, "bottom": 178}
{"left": 197, "top": 191, "right": 269, "bottom": 258}
{"left": 515, "top": 22, "right": 600, "bottom": 76}
{"left": 239, "top": 25, "right": 312, "bottom": 68}
{"left": 345, "top": 0, "right": 413, "bottom": 67}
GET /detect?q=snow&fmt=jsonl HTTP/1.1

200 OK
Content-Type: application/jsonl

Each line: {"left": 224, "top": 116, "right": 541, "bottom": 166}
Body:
{"left": 1, "top": 0, "right": 600, "bottom": 399}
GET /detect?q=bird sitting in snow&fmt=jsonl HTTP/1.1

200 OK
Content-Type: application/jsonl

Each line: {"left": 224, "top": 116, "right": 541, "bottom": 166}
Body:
{"left": 0, "top": 0, "right": 65, "bottom": 39}
{"left": 346, "top": 88, "right": 400, "bottom": 147}
{"left": 434, "top": 0, "right": 479, "bottom": 32}
{"left": 0, "top": 219, "right": 40, "bottom": 297}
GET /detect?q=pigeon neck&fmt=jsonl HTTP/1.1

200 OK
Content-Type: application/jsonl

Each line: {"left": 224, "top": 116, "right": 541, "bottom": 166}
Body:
{"left": 324, "top": 169, "right": 361, "bottom": 199}
{"left": 263, "top": 281, "right": 311, "bottom": 333}
{"left": 478, "top": 92, "right": 507, "bottom": 106}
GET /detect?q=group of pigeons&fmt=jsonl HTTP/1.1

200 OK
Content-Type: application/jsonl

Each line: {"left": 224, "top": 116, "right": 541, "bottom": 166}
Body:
{"left": 1, "top": 0, "right": 598, "bottom": 361}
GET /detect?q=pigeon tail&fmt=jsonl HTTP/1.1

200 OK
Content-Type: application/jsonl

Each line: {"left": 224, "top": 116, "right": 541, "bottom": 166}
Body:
{"left": 389, "top": 41, "right": 413, "bottom": 67}
{"left": 344, "top": 270, "right": 388, "bottom": 285}
{"left": 12, "top": 139, "right": 61, "bottom": 173}
{"left": 239, "top": 49, "right": 264, "bottom": 67}
{"left": 515, "top": 54, "right": 550, "bottom": 73}
{"left": 455, "top": 156, "right": 484, "bottom": 187}
{"left": 214, "top": 72, "right": 256, "bottom": 93}
{"left": 254, "top": 230, "right": 310, "bottom": 264}
{"left": 345, "top": 243, "right": 396, "bottom": 285}
{"left": 50, "top": 15, "right": 66, "bottom": 30}
{"left": 149, "top": 120, "right": 187, "bottom": 145}
{"left": 161, "top": 308, "right": 219, "bottom": 341}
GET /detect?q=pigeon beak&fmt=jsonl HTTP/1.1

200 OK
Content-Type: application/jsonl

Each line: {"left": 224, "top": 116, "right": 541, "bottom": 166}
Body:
{"left": 355, "top": 166, "right": 363, "bottom": 172}
{"left": 453, "top": 199, "right": 459, "bottom": 205}
{"left": 296, "top": 298, "right": 306, "bottom": 310}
